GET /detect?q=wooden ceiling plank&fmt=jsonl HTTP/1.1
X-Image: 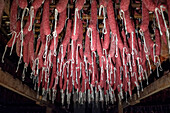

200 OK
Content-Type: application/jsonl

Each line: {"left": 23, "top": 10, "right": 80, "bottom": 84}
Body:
{"left": 0, "top": 69, "right": 38, "bottom": 101}
{"left": 0, "top": 68, "right": 56, "bottom": 109}
{"left": 123, "top": 72, "right": 170, "bottom": 108}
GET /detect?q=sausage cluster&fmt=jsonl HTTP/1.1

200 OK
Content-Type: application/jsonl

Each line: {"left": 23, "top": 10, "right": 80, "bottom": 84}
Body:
{"left": 1, "top": 0, "right": 170, "bottom": 105}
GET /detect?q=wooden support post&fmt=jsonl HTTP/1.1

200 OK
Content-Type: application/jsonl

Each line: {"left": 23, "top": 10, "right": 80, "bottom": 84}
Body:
{"left": 123, "top": 72, "right": 170, "bottom": 108}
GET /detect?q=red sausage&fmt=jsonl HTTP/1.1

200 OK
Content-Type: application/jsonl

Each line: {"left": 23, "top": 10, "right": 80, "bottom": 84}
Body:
{"left": 140, "top": 2, "right": 149, "bottom": 32}
{"left": 76, "top": 20, "right": 83, "bottom": 46}
{"left": 23, "top": 31, "right": 32, "bottom": 45}
{"left": 97, "top": 33, "right": 103, "bottom": 57}
{"left": 142, "top": 0, "right": 156, "bottom": 12}
{"left": 10, "top": 0, "right": 18, "bottom": 32}
{"left": 15, "top": 21, "right": 22, "bottom": 57}
{"left": 32, "top": 0, "right": 43, "bottom": 10}
{"left": 90, "top": 0, "right": 97, "bottom": 25}
{"left": 75, "top": 0, "right": 86, "bottom": 10}
{"left": 56, "top": 8, "right": 67, "bottom": 34}
{"left": 124, "top": 10, "right": 135, "bottom": 33}
{"left": 56, "top": 0, "right": 68, "bottom": 13}
{"left": 99, "top": 0, "right": 108, "bottom": 7}
{"left": 107, "top": 0, "right": 117, "bottom": 35}
{"left": 155, "top": 29, "right": 161, "bottom": 56}
{"left": 109, "top": 35, "right": 116, "bottom": 58}
{"left": 42, "top": 0, "right": 51, "bottom": 35}
{"left": 62, "top": 19, "right": 72, "bottom": 46}
{"left": 120, "top": 0, "right": 130, "bottom": 11}
{"left": 23, "top": 43, "right": 29, "bottom": 65}
{"left": 18, "top": 0, "right": 27, "bottom": 9}
{"left": 40, "top": 22, "right": 46, "bottom": 44}
{"left": 38, "top": 43, "right": 45, "bottom": 60}
{"left": 28, "top": 31, "right": 35, "bottom": 61}
{"left": 84, "top": 32, "right": 92, "bottom": 63}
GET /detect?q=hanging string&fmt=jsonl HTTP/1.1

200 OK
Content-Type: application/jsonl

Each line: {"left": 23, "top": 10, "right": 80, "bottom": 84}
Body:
{"left": 119, "top": 10, "right": 128, "bottom": 35}
{"left": 53, "top": 9, "right": 58, "bottom": 56}
{"left": 139, "top": 30, "right": 148, "bottom": 53}
{"left": 99, "top": 5, "right": 107, "bottom": 34}
{"left": 160, "top": 5, "right": 170, "bottom": 54}
{"left": 87, "top": 27, "right": 94, "bottom": 51}
{"left": 1, "top": 45, "right": 8, "bottom": 63}
{"left": 28, "top": 6, "right": 34, "bottom": 31}
{"left": 115, "top": 35, "right": 118, "bottom": 57}
{"left": 16, "top": 8, "right": 29, "bottom": 72}
{"left": 155, "top": 8, "right": 162, "bottom": 36}
{"left": 73, "top": 8, "right": 79, "bottom": 36}
{"left": 9, "top": 31, "right": 17, "bottom": 56}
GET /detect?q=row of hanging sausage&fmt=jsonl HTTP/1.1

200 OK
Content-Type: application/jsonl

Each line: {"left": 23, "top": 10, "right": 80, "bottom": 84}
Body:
{"left": 1, "top": 0, "right": 170, "bottom": 105}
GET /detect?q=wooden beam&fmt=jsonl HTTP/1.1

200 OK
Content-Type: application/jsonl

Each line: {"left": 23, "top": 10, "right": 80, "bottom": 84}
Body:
{"left": 123, "top": 72, "right": 170, "bottom": 108}
{"left": 4, "top": 0, "right": 10, "bottom": 16}
{"left": 0, "top": 68, "right": 56, "bottom": 109}
{"left": 0, "top": 69, "right": 38, "bottom": 101}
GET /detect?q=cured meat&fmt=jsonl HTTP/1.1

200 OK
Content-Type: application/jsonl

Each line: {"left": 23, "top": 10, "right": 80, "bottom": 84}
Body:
{"left": 42, "top": 0, "right": 51, "bottom": 35}
{"left": 32, "top": 0, "right": 43, "bottom": 9}
{"left": 56, "top": 8, "right": 67, "bottom": 34}
{"left": 120, "top": 0, "right": 130, "bottom": 11}
{"left": 107, "top": 0, "right": 117, "bottom": 35}
{"left": 75, "top": 0, "right": 86, "bottom": 10}
{"left": 18, "top": 0, "right": 27, "bottom": 9}
{"left": 10, "top": 0, "right": 18, "bottom": 32}
{"left": 90, "top": 0, "right": 97, "bottom": 25}
{"left": 62, "top": 20, "right": 72, "bottom": 46}
{"left": 97, "top": 33, "right": 103, "bottom": 57}
{"left": 28, "top": 31, "right": 35, "bottom": 61}
{"left": 142, "top": 0, "right": 156, "bottom": 12}
{"left": 56, "top": 0, "right": 68, "bottom": 13}
{"left": 140, "top": 2, "right": 149, "bottom": 32}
